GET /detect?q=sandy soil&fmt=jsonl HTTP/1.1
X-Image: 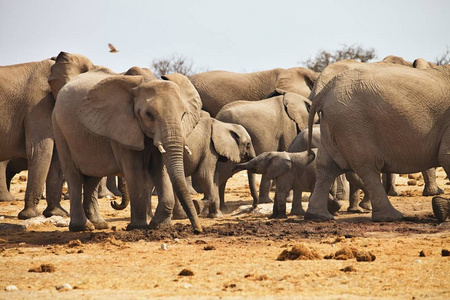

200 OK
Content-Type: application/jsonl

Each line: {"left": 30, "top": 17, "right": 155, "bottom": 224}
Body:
{"left": 0, "top": 169, "right": 449, "bottom": 299}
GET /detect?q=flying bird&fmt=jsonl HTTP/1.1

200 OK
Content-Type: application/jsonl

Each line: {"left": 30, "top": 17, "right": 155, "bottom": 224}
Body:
{"left": 108, "top": 43, "right": 119, "bottom": 53}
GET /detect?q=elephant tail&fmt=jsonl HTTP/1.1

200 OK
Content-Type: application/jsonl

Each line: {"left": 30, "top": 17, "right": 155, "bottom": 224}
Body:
{"left": 110, "top": 179, "right": 130, "bottom": 210}
{"left": 307, "top": 99, "right": 319, "bottom": 165}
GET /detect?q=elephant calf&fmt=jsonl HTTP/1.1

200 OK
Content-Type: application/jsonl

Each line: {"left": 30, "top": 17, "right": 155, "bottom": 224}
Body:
{"left": 233, "top": 149, "right": 341, "bottom": 219}
{"left": 176, "top": 116, "right": 256, "bottom": 218}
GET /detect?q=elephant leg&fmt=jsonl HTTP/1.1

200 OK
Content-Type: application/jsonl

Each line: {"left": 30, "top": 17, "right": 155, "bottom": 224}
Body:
{"left": 422, "top": 168, "right": 444, "bottom": 196}
{"left": 107, "top": 176, "right": 122, "bottom": 196}
{"left": 97, "top": 177, "right": 114, "bottom": 199}
{"left": 248, "top": 171, "right": 259, "bottom": 207}
{"left": 335, "top": 174, "right": 349, "bottom": 200}
{"left": 149, "top": 165, "right": 174, "bottom": 230}
{"left": 385, "top": 173, "right": 399, "bottom": 196}
{"left": 258, "top": 175, "right": 273, "bottom": 204}
{"left": 53, "top": 121, "right": 92, "bottom": 231}
{"left": 346, "top": 172, "right": 365, "bottom": 213}
{"left": 0, "top": 160, "right": 15, "bottom": 202}
{"left": 18, "top": 138, "right": 53, "bottom": 220}
{"left": 42, "top": 149, "right": 68, "bottom": 218}
{"left": 204, "top": 172, "right": 222, "bottom": 218}
{"left": 305, "top": 149, "right": 343, "bottom": 221}
{"left": 83, "top": 176, "right": 108, "bottom": 229}
{"left": 357, "top": 169, "right": 403, "bottom": 221}
{"left": 290, "top": 189, "right": 305, "bottom": 215}
{"left": 270, "top": 179, "right": 291, "bottom": 219}
{"left": 219, "top": 182, "right": 227, "bottom": 211}
{"left": 172, "top": 196, "right": 188, "bottom": 220}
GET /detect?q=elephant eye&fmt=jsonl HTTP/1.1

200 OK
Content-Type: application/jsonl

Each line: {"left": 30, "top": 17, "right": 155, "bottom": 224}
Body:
{"left": 246, "top": 142, "right": 250, "bottom": 149}
{"left": 146, "top": 111, "right": 154, "bottom": 121}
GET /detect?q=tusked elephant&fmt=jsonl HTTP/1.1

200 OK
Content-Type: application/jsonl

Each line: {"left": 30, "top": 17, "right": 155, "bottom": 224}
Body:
{"left": 189, "top": 67, "right": 319, "bottom": 117}
{"left": 233, "top": 149, "right": 341, "bottom": 219}
{"left": 0, "top": 59, "right": 68, "bottom": 219}
{"left": 113, "top": 115, "right": 256, "bottom": 219}
{"left": 50, "top": 52, "right": 203, "bottom": 232}
{"left": 215, "top": 90, "right": 315, "bottom": 210}
{"left": 305, "top": 61, "right": 450, "bottom": 222}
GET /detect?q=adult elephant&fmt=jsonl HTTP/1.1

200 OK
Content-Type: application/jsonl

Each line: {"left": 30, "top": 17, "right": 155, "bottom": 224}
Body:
{"left": 189, "top": 67, "right": 319, "bottom": 116}
{"left": 50, "top": 52, "right": 202, "bottom": 232}
{"left": 0, "top": 59, "right": 67, "bottom": 218}
{"left": 215, "top": 90, "right": 314, "bottom": 208}
{"left": 305, "top": 62, "right": 450, "bottom": 222}
{"left": 308, "top": 55, "right": 443, "bottom": 197}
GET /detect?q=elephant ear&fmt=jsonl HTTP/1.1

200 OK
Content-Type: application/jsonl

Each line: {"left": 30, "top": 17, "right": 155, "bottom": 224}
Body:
{"left": 265, "top": 153, "right": 292, "bottom": 179}
{"left": 48, "top": 51, "right": 97, "bottom": 99}
{"left": 161, "top": 73, "right": 202, "bottom": 136}
{"left": 78, "top": 75, "right": 145, "bottom": 151}
{"left": 211, "top": 119, "right": 241, "bottom": 163}
{"left": 282, "top": 92, "right": 312, "bottom": 131}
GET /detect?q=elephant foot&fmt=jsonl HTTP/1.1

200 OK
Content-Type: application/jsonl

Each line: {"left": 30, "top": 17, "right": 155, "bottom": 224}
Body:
{"left": 149, "top": 215, "right": 172, "bottom": 230}
{"left": 69, "top": 219, "right": 95, "bottom": 232}
{"left": 327, "top": 199, "right": 343, "bottom": 216}
{"left": 290, "top": 207, "right": 305, "bottom": 216}
{"left": 347, "top": 206, "right": 368, "bottom": 213}
{"left": 372, "top": 206, "right": 403, "bottom": 222}
{"left": 43, "top": 205, "right": 69, "bottom": 218}
{"left": 423, "top": 186, "right": 444, "bottom": 196}
{"left": 0, "top": 191, "right": 15, "bottom": 202}
{"left": 304, "top": 209, "right": 335, "bottom": 221}
{"left": 387, "top": 189, "right": 399, "bottom": 197}
{"left": 172, "top": 209, "right": 188, "bottom": 220}
{"left": 269, "top": 213, "right": 287, "bottom": 219}
{"left": 359, "top": 199, "right": 372, "bottom": 211}
{"left": 207, "top": 210, "right": 223, "bottom": 218}
{"left": 259, "top": 196, "right": 274, "bottom": 204}
{"left": 18, "top": 207, "right": 41, "bottom": 220}
{"left": 220, "top": 203, "right": 229, "bottom": 213}
{"left": 126, "top": 222, "right": 148, "bottom": 231}
{"left": 92, "top": 220, "right": 109, "bottom": 230}
{"left": 432, "top": 196, "right": 450, "bottom": 223}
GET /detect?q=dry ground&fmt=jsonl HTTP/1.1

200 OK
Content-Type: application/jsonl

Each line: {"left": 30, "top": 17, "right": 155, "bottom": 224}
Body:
{"left": 0, "top": 169, "right": 449, "bottom": 299}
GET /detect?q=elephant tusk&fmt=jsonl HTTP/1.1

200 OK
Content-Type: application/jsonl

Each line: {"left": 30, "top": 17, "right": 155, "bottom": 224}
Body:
{"left": 157, "top": 144, "right": 166, "bottom": 154}
{"left": 184, "top": 145, "right": 193, "bottom": 155}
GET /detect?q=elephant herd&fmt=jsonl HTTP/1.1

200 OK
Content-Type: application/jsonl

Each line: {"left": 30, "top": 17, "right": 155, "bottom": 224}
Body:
{"left": 0, "top": 52, "right": 449, "bottom": 233}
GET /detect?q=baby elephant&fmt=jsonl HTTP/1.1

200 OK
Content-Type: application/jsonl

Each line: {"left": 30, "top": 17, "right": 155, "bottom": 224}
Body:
{"left": 233, "top": 149, "right": 341, "bottom": 218}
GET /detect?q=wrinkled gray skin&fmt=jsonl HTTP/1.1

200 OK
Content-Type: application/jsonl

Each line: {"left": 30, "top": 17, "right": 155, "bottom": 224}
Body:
{"left": 113, "top": 116, "right": 256, "bottom": 219}
{"left": 233, "top": 149, "right": 341, "bottom": 218}
{"left": 289, "top": 125, "right": 372, "bottom": 213}
{"left": 309, "top": 56, "right": 443, "bottom": 197}
{"left": 215, "top": 91, "right": 314, "bottom": 210}
{"left": 50, "top": 52, "right": 202, "bottom": 232}
{"left": 0, "top": 59, "right": 67, "bottom": 218}
{"left": 189, "top": 67, "right": 319, "bottom": 117}
{"left": 0, "top": 159, "right": 28, "bottom": 201}
{"left": 306, "top": 62, "right": 450, "bottom": 222}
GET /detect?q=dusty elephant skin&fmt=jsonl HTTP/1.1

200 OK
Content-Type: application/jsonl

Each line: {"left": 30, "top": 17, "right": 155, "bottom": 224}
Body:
{"left": 215, "top": 91, "right": 314, "bottom": 210}
{"left": 50, "top": 52, "right": 202, "bottom": 233}
{"left": 189, "top": 67, "right": 319, "bottom": 117}
{"left": 306, "top": 62, "right": 450, "bottom": 222}
{"left": 0, "top": 59, "right": 67, "bottom": 219}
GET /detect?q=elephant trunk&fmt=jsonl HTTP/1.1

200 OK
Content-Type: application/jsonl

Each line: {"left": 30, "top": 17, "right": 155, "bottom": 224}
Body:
{"left": 110, "top": 178, "right": 129, "bottom": 210}
{"left": 162, "top": 133, "right": 202, "bottom": 233}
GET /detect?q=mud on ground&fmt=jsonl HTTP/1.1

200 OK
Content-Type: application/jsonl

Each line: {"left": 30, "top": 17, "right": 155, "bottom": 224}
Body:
{"left": 0, "top": 170, "right": 449, "bottom": 299}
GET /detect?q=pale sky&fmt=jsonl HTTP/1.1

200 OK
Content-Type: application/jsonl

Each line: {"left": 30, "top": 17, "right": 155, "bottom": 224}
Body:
{"left": 1, "top": 0, "right": 449, "bottom": 73}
